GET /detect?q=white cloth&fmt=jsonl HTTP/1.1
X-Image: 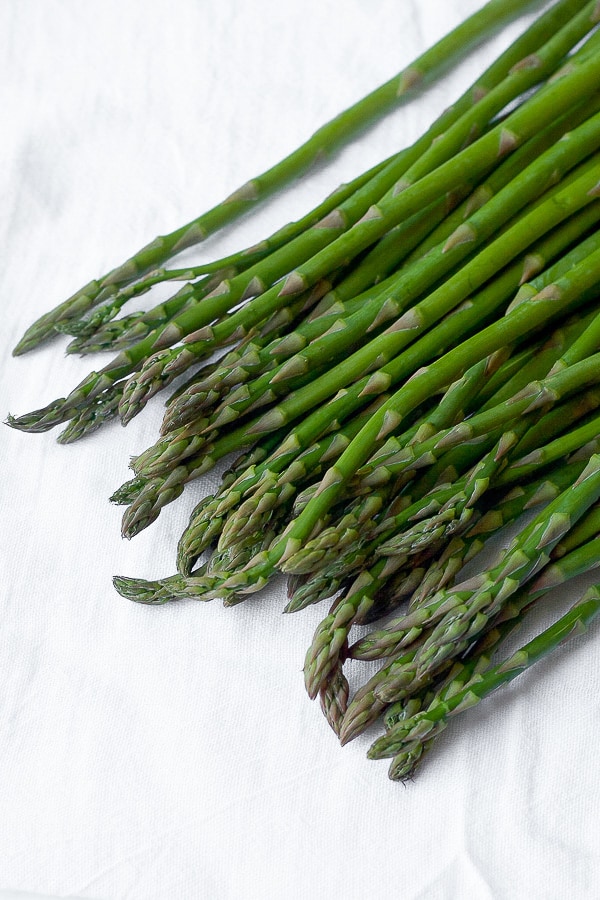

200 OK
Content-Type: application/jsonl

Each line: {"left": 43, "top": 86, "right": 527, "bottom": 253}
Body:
{"left": 2, "top": 1, "right": 599, "bottom": 898}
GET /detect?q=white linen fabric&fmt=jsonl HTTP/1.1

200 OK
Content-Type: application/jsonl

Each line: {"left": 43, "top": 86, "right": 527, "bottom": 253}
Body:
{"left": 2, "top": 1, "right": 600, "bottom": 898}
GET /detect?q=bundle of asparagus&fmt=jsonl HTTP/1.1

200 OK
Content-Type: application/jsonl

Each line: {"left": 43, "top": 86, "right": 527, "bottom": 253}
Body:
{"left": 8, "top": 0, "right": 600, "bottom": 780}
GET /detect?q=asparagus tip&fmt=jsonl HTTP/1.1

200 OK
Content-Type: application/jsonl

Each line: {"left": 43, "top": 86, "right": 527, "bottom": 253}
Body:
{"left": 112, "top": 575, "right": 174, "bottom": 604}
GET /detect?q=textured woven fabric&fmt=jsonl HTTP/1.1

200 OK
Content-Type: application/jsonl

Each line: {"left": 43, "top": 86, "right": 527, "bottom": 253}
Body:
{"left": 2, "top": 1, "right": 600, "bottom": 897}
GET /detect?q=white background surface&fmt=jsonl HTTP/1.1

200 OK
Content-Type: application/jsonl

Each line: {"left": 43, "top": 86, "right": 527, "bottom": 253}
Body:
{"left": 2, "top": 1, "right": 600, "bottom": 898}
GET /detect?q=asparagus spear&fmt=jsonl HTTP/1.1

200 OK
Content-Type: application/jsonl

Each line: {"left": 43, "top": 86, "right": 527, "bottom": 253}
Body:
{"left": 63, "top": 157, "right": 395, "bottom": 349}
{"left": 360, "top": 344, "right": 600, "bottom": 495}
{"left": 497, "top": 407, "right": 600, "bottom": 485}
{"left": 379, "top": 455, "right": 600, "bottom": 700}
{"left": 337, "top": 458, "right": 600, "bottom": 748}
{"left": 318, "top": 660, "right": 350, "bottom": 739}
{"left": 380, "top": 547, "right": 600, "bottom": 778}
{"left": 258, "top": 220, "right": 600, "bottom": 578}
{"left": 123, "top": 156, "right": 600, "bottom": 491}
{"left": 112, "top": 207, "right": 600, "bottom": 543}
{"left": 11, "top": 18, "right": 600, "bottom": 440}
{"left": 118, "top": 15, "right": 600, "bottom": 422}
{"left": 347, "top": 460, "right": 592, "bottom": 665}
{"left": 14, "top": 0, "right": 551, "bottom": 354}
{"left": 157, "top": 185, "right": 477, "bottom": 435}
{"left": 369, "top": 584, "right": 600, "bottom": 777}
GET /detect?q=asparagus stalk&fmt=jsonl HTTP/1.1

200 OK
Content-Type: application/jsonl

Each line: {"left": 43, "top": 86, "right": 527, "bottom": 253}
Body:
{"left": 361, "top": 344, "right": 600, "bottom": 494}
{"left": 381, "top": 548, "right": 600, "bottom": 778}
{"left": 369, "top": 584, "right": 600, "bottom": 776}
{"left": 123, "top": 156, "right": 600, "bottom": 491}
{"left": 118, "top": 15, "right": 600, "bottom": 422}
{"left": 157, "top": 185, "right": 477, "bottom": 435}
{"left": 63, "top": 157, "right": 395, "bottom": 349}
{"left": 318, "top": 660, "right": 350, "bottom": 739}
{"left": 112, "top": 204, "right": 600, "bottom": 544}
{"left": 347, "top": 460, "right": 592, "bottom": 664}
{"left": 337, "top": 457, "right": 600, "bottom": 747}
{"left": 14, "top": 0, "right": 552, "bottom": 354}
{"left": 497, "top": 407, "right": 600, "bottom": 485}
{"left": 380, "top": 455, "right": 600, "bottom": 699}
{"left": 251, "top": 212, "right": 600, "bottom": 580}
{"left": 11, "top": 17, "right": 600, "bottom": 440}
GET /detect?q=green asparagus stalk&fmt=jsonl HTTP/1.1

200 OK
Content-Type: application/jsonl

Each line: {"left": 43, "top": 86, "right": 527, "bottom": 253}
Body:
{"left": 369, "top": 584, "right": 600, "bottom": 776}
{"left": 113, "top": 205, "right": 600, "bottom": 543}
{"left": 171, "top": 428, "right": 293, "bottom": 570}
{"left": 508, "top": 383, "right": 600, "bottom": 461}
{"left": 348, "top": 461, "right": 591, "bottom": 664}
{"left": 11, "top": 16, "right": 600, "bottom": 441}
{"left": 125, "top": 157, "right": 600, "bottom": 490}
{"left": 118, "top": 17, "right": 600, "bottom": 424}
{"left": 383, "top": 454, "right": 600, "bottom": 697}
{"left": 318, "top": 659, "right": 350, "bottom": 739}
{"left": 158, "top": 185, "right": 476, "bottom": 435}
{"left": 361, "top": 346, "right": 600, "bottom": 495}
{"left": 337, "top": 458, "right": 600, "bottom": 748}
{"left": 14, "top": 0, "right": 552, "bottom": 354}
{"left": 380, "top": 549, "right": 600, "bottom": 777}
{"left": 497, "top": 406, "right": 600, "bottom": 485}
{"left": 257, "top": 215, "right": 600, "bottom": 577}
{"left": 63, "top": 157, "right": 396, "bottom": 349}
{"left": 56, "top": 382, "right": 125, "bottom": 444}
